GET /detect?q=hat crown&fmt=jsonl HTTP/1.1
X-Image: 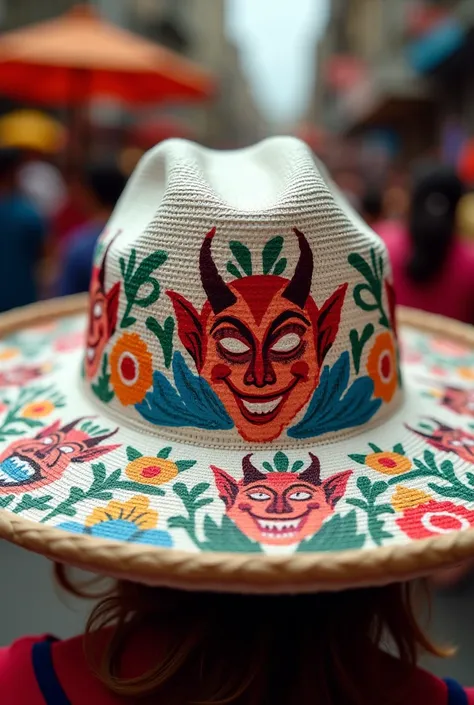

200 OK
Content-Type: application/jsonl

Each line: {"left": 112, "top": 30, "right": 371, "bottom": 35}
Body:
{"left": 84, "top": 137, "right": 402, "bottom": 448}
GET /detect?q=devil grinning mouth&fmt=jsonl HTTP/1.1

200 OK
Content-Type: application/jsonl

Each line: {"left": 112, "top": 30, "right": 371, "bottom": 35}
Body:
{"left": 224, "top": 377, "right": 301, "bottom": 425}
{"left": 250, "top": 511, "right": 310, "bottom": 540}
{"left": 0, "top": 455, "right": 42, "bottom": 486}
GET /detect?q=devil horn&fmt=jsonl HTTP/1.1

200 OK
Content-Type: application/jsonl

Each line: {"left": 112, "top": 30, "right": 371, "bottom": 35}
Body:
{"left": 199, "top": 227, "right": 237, "bottom": 314}
{"left": 60, "top": 417, "right": 93, "bottom": 434}
{"left": 84, "top": 428, "right": 119, "bottom": 447}
{"left": 282, "top": 228, "right": 314, "bottom": 309}
{"left": 98, "top": 231, "right": 121, "bottom": 289}
{"left": 299, "top": 453, "right": 322, "bottom": 485}
{"left": 242, "top": 454, "right": 266, "bottom": 485}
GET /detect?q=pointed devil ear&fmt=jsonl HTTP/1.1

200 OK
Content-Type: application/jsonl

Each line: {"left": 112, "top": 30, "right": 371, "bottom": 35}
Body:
{"left": 316, "top": 283, "right": 348, "bottom": 366}
{"left": 211, "top": 466, "right": 239, "bottom": 509}
{"left": 36, "top": 420, "right": 61, "bottom": 438}
{"left": 72, "top": 443, "right": 120, "bottom": 463}
{"left": 322, "top": 470, "right": 351, "bottom": 509}
{"left": 167, "top": 290, "right": 204, "bottom": 371}
{"left": 106, "top": 281, "right": 121, "bottom": 337}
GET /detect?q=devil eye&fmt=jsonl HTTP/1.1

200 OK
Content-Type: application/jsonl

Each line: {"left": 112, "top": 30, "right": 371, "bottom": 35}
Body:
{"left": 248, "top": 492, "right": 271, "bottom": 501}
{"left": 59, "top": 445, "right": 75, "bottom": 454}
{"left": 451, "top": 441, "right": 462, "bottom": 447}
{"left": 41, "top": 437, "right": 54, "bottom": 445}
{"left": 288, "top": 491, "right": 312, "bottom": 501}
{"left": 93, "top": 302, "right": 103, "bottom": 319}
{"left": 219, "top": 337, "right": 250, "bottom": 354}
{"left": 271, "top": 333, "right": 302, "bottom": 353}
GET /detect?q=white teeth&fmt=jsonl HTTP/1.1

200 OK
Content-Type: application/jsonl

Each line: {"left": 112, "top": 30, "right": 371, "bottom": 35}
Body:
{"left": 87, "top": 348, "right": 95, "bottom": 361}
{"left": 242, "top": 397, "right": 282, "bottom": 415}
{"left": 262, "top": 531, "right": 297, "bottom": 540}
{"left": 257, "top": 518, "right": 301, "bottom": 531}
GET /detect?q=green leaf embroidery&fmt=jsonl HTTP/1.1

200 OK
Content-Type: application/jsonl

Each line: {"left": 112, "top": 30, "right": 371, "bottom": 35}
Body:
{"left": 262, "top": 462, "right": 274, "bottom": 473}
{"left": 348, "top": 454, "right": 367, "bottom": 465}
{"left": 393, "top": 443, "right": 405, "bottom": 455}
{"left": 202, "top": 515, "right": 262, "bottom": 552}
{"left": 91, "top": 354, "right": 114, "bottom": 403}
{"left": 120, "top": 249, "right": 168, "bottom": 328}
{"left": 157, "top": 447, "right": 172, "bottom": 459}
{"left": 168, "top": 482, "right": 214, "bottom": 548}
{"left": 349, "top": 323, "right": 374, "bottom": 374}
{"left": 291, "top": 460, "right": 305, "bottom": 472}
{"left": 297, "top": 511, "right": 366, "bottom": 552}
{"left": 262, "top": 236, "right": 283, "bottom": 274}
{"left": 348, "top": 250, "right": 389, "bottom": 328}
{"left": 0, "top": 495, "right": 14, "bottom": 509}
{"left": 273, "top": 258, "right": 287, "bottom": 276}
{"left": 346, "top": 477, "right": 393, "bottom": 546}
{"left": 175, "top": 460, "right": 196, "bottom": 473}
{"left": 273, "top": 451, "right": 289, "bottom": 472}
{"left": 368, "top": 443, "right": 382, "bottom": 453}
{"left": 13, "top": 494, "right": 54, "bottom": 514}
{"left": 126, "top": 446, "right": 142, "bottom": 462}
{"left": 146, "top": 316, "right": 175, "bottom": 368}
{"left": 226, "top": 262, "right": 243, "bottom": 279}
{"left": 229, "top": 241, "right": 252, "bottom": 276}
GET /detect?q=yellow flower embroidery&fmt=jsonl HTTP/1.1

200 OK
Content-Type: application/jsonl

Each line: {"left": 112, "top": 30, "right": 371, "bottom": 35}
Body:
{"left": 392, "top": 486, "right": 432, "bottom": 512}
{"left": 85, "top": 495, "right": 157, "bottom": 530}
{"left": 21, "top": 400, "right": 55, "bottom": 418}
{"left": 0, "top": 347, "right": 19, "bottom": 361}
{"left": 365, "top": 451, "right": 411, "bottom": 476}
{"left": 126, "top": 457, "right": 179, "bottom": 486}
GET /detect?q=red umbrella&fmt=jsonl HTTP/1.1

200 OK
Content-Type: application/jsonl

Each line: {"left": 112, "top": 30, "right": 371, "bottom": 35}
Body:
{"left": 0, "top": 4, "right": 215, "bottom": 105}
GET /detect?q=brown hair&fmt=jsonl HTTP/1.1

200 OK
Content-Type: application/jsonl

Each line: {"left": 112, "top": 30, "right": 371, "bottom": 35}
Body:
{"left": 55, "top": 565, "right": 451, "bottom": 705}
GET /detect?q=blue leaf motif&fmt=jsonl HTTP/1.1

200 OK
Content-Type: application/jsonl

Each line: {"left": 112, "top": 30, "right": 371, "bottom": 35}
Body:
{"left": 288, "top": 352, "right": 382, "bottom": 439}
{"left": 135, "top": 352, "right": 234, "bottom": 431}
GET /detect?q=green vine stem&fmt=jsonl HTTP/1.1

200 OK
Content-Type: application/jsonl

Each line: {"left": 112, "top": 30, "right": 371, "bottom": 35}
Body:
{"left": 387, "top": 450, "right": 474, "bottom": 501}
{"left": 119, "top": 249, "right": 168, "bottom": 328}
{"left": 346, "top": 476, "right": 394, "bottom": 545}
{"left": 40, "top": 462, "right": 165, "bottom": 524}
{"left": 348, "top": 249, "right": 389, "bottom": 328}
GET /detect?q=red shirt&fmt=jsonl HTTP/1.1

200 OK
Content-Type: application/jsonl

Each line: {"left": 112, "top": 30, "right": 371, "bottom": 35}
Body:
{"left": 382, "top": 226, "right": 474, "bottom": 324}
{"left": 0, "top": 634, "right": 473, "bottom": 704}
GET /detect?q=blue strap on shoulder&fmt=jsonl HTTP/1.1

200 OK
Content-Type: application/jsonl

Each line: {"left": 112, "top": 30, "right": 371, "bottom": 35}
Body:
{"left": 445, "top": 678, "right": 469, "bottom": 705}
{"left": 31, "top": 638, "right": 71, "bottom": 705}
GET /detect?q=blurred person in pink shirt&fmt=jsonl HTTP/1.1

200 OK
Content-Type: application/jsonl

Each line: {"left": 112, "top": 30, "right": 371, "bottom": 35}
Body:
{"left": 384, "top": 165, "right": 474, "bottom": 324}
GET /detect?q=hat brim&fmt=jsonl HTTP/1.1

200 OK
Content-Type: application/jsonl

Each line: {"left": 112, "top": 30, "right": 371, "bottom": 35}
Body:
{"left": 0, "top": 297, "right": 474, "bottom": 593}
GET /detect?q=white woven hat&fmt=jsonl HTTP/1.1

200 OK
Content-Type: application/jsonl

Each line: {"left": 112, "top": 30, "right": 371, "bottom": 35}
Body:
{"left": 0, "top": 136, "right": 474, "bottom": 592}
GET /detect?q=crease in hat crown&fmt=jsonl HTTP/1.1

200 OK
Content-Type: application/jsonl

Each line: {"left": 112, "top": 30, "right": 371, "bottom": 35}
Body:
{"left": 83, "top": 137, "right": 403, "bottom": 449}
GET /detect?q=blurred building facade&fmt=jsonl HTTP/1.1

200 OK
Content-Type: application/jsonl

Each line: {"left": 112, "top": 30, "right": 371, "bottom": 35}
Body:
{"left": 1, "top": 0, "right": 266, "bottom": 149}
{"left": 314, "top": 0, "right": 474, "bottom": 168}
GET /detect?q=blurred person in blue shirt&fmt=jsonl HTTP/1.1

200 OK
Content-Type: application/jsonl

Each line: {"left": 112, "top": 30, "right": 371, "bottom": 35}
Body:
{"left": 0, "top": 147, "right": 46, "bottom": 312}
{"left": 57, "top": 164, "right": 126, "bottom": 296}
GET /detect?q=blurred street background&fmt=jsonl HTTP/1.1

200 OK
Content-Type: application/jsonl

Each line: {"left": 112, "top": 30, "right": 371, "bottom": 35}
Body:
{"left": 0, "top": 0, "right": 473, "bottom": 684}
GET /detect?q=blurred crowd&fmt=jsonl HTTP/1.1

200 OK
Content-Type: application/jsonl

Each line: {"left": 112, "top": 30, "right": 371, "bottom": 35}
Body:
{"left": 1, "top": 139, "right": 474, "bottom": 329}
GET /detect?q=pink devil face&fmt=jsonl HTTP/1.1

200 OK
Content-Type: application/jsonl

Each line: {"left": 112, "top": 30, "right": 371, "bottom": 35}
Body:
{"left": 0, "top": 365, "right": 46, "bottom": 387}
{"left": 212, "top": 454, "right": 351, "bottom": 545}
{"left": 440, "top": 387, "right": 474, "bottom": 417}
{"left": 409, "top": 420, "right": 474, "bottom": 464}
{"left": 85, "top": 244, "right": 120, "bottom": 380}
{"left": 0, "top": 419, "right": 119, "bottom": 494}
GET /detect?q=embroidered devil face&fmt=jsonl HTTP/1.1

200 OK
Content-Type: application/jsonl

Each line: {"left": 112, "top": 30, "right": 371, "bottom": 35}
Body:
{"left": 85, "top": 242, "right": 120, "bottom": 379}
{"left": 440, "top": 387, "right": 474, "bottom": 417}
{"left": 168, "top": 228, "right": 347, "bottom": 442}
{"left": 212, "top": 454, "right": 351, "bottom": 545}
{"left": 409, "top": 420, "right": 474, "bottom": 464}
{"left": 0, "top": 418, "right": 119, "bottom": 493}
{"left": 0, "top": 365, "right": 46, "bottom": 386}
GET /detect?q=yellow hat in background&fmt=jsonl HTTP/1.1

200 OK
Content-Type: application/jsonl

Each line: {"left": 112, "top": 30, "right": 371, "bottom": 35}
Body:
{"left": 456, "top": 192, "right": 474, "bottom": 241}
{"left": 0, "top": 110, "right": 66, "bottom": 154}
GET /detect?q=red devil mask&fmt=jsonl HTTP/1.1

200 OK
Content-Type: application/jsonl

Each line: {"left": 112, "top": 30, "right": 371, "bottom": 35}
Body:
{"left": 0, "top": 418, "right": 119, "bottom": 494}
{"left": 168, "top": 228, "right": 347, "bottom": 442}
{"left": 212, "top": 454, "right": 351, "bottom": 545}
{"left": 408, "top": 419, "right": 474, "bottom": 464}
{"left": 85, "top": 240, "right": 120, "bottom": 379}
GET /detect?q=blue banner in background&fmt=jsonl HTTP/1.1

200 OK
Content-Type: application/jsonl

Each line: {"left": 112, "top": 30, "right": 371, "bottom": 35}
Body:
{"left": 408, "top": 18, "right": 466, "bottom": 73}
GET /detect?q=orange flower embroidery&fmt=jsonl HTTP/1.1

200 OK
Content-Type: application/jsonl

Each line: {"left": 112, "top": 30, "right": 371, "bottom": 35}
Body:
{"left": 366, "top": 332, "right": 397, "bottom": 403}
{"left": 110, "top": 333, "right": 153, "bottom": 405}
{"left": 21, "top": 400, "right": 55, "bottom": 418}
